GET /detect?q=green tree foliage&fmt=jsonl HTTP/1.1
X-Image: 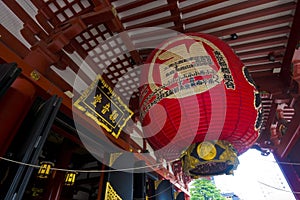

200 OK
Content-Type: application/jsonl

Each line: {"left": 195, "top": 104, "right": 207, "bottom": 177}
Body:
{"left": 190, "top": 179, "right": 226, "bottom": 200}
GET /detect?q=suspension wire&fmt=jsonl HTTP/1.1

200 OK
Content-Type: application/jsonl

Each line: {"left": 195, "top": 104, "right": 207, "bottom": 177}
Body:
{"left": 257, "top": 181, "right": 300, "bottom": 194}
{"left": 0, "top": 156, "right": 179, "bottom": 173}
{"left": 5, "top": 156, "right": 300, "bottom": 197}
{"left": 3, "top": 155, "right": 300, "bottom": 172}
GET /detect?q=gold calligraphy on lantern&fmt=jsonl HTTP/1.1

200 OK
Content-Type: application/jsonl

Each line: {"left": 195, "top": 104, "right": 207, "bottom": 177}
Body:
{"left": 140, "top": 35, "right": 236, "bottom": 119}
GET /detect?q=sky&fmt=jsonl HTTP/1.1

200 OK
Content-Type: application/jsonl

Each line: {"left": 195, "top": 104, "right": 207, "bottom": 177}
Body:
{"left": 213, "top": 149, "right": 296, "bottom": 200}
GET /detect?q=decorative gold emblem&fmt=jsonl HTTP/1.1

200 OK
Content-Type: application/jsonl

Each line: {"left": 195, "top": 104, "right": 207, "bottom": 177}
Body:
{"left": 181, "top": 140, "right": 239, "bottom": 177}
{"left": 197, "top": 141, "right": 217, "bottom": 160}
{"left": 30, "top": 70, "right": 40, "bottom": 81}
{"left": 105, "top": 182, "right": 122, "bottom": 200}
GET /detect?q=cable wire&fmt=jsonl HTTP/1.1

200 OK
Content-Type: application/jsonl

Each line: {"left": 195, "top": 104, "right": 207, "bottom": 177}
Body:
{"left": 0, "top": 156, "right": 179, "bottom": 173}
{"left": 257, "top": 180, "right": 300, "bottom": 195}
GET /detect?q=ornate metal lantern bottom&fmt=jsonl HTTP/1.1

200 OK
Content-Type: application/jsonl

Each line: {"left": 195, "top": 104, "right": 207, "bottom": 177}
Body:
{"left": 181, "top": 140, "right": 240, "bottom": 177}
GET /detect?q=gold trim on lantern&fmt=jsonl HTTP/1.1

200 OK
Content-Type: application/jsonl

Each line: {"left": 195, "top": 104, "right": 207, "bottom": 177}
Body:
{"left": 37, "top": 161, "right": 54, "bottom": 179}
{"left": 180, "top": 140, "right": 239, "bottom": 177}
{"left": 197, "top": 141, "right": 217, "bottom": 160}
{"left": 65, "top": 171, "right": 78, "bottom": 186}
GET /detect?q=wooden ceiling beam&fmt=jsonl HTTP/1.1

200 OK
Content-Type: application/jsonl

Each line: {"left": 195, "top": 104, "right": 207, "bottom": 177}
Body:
{"left": 180, "top": 0, "right": 227, "bottom": 14}
{"left": 1, "top": 4, "right": 89, "bottom": 95}
{"left": 118, "top": 31, "right": 144, "bottom": 65}
{"left": 197, "top": 15, "right": 293, "bottom": 37}
{"left": 251, "top": 70, "right": 274, "bottom": 78}
{"left": 247, "top": 62, "right": 282, "bottom": 72}
{"left": 80, "top": 6, "right": 116, "bottom": 25}
{"left": 242, "top": 56, "right": 283, "bottom": 66}
{"left": 31, "top": 0, "right": 63, "bottom": 29}
{"left": 168, "top": 0, "right": 184, "bottom": 33}
{"left": 225, "top": 26, "right": 290, "bottom": 45}
{"left": 0, "top": 25, "right": 29, "bottom": 59}
{"left": 128, "top": 27, "right": 179, "bottom": 41}
{"left": 134, "top": 39, "right": 165, "bottom": 50}
{"left": 280, "top": 0, "right": 300, "bottom": 85}
{"left": 2, "top": 0, "right": 48, "bottom": 40}
{"left": 182, "top": 0, "right": 273, "bottom": 25}
{"left": 170, "top": 25, "right": 185, "bottom": 33}
{"left": 115, "top": 0, "right": 153, "bottom": 13}
{"left": 121, "top": 4, "right": 176, "bottom": 23}
{"left": 0, "top": 42, "right": 73, "bottom": 117}
{"left": 189, "top": 2, "right": 296, "bottom": 32}
{"left": 125, "top": 15, "right": 179, "bottom": 30}
{"left": 45, "top": 67, "right": 74, "bottom": 92}
{"left": 252, "top": 73, "right": 286, "bottom": 94}
{"left": 58, "top": 52, "right": 95, "bottom": 89}
{"left": 91, "top": 0, "right": 104, "bottom": 7}
{"left": 237, "top": 46, "right": 286, "bottom": 60}
{"left": 233, "top": 36, "right": 288, "bottom": 52}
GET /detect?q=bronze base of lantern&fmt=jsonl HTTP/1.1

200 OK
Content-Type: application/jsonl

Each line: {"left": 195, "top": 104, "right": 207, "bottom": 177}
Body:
{"left": 180, "top": 140, "right": 239, "bottom": 178}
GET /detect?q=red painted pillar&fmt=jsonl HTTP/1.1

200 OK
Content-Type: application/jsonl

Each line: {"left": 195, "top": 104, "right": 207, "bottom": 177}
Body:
{"left": 0, "top": 78, "right": 36, "bottom": 156}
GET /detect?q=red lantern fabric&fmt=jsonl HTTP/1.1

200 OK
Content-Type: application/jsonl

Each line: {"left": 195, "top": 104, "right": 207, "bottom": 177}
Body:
{"left": 139, "top": 33, "right": 262, "bottom": 159}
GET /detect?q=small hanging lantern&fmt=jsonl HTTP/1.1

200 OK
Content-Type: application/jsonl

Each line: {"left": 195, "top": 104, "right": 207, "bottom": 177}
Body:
{"left": 65, "top": 171, "right": 78, "bottom": 186}
{"left": 37, "top": 161, "right": 54, "bottom": 178}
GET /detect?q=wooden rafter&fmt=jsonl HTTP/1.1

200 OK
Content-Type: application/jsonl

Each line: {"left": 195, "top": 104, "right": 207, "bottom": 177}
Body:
{"left": 187, "top": 2, "right": 296, "bottom": 33}
{"left": 120, "top": 3, "right": 176, "bottom": 23}
{"left": 237, "top": 46, "right": 286, "bottom": 60}
{"left": 243, "top": 56, "right": 283, "bottom": 66}
{"left": 180, "top": 0, "right": 227, "bottom": 14}
{"left": 125, "top": 15, "right": 179, "bottom": 30}
{"left": 224, "top": 26, "right": 290, "bottom": 45}
{"left": 168, "top": 0, "right": 184, "bottom": 32}
{"left": 115, "top": 0, "right": 153, "bottom": 13}
{"left": 202, "top": 15, "right": 293, "bottom": 37}
{"left": 0, "top": 25, "right": 29, "bottom": 58}
{"left": 247, "top": 63, "right": 282, "bottom": 72}
{"left": 233, "top": 36, "right": 288, "bottom": 52}
{"left": 182, "top": 0, "right": 273, "bottom": 25}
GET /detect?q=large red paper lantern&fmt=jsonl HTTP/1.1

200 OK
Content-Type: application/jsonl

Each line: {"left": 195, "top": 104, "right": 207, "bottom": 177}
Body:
{"left": 139, "top": 33, "right": 262, "bottom": 176}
